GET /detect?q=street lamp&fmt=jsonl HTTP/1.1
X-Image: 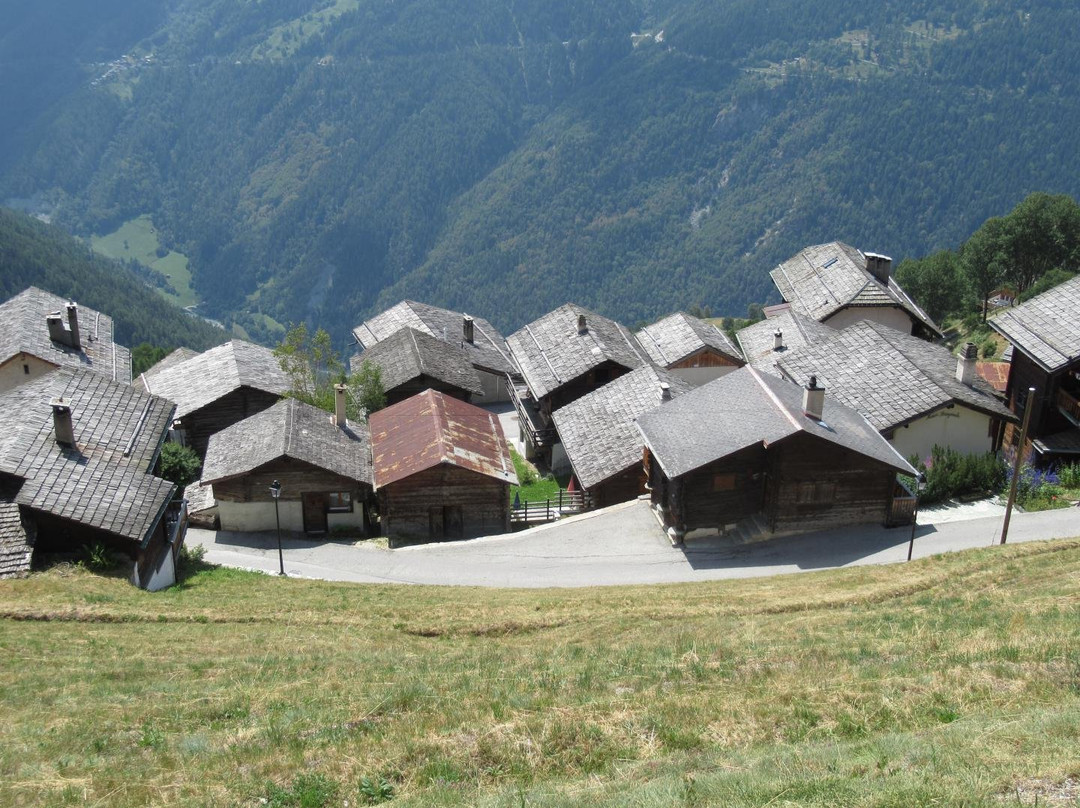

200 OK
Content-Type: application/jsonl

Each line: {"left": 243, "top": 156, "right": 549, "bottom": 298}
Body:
{"left": 906, "top": 472, "right": 927, "bottom": 562}
{"left": 269, "top": 479, "right": 285, "bottom": 576}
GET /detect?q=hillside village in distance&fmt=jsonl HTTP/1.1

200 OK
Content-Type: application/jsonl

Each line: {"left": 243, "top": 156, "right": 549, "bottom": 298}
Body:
{"left": 1, "top": 237, "right": 1078, "bottom": 591}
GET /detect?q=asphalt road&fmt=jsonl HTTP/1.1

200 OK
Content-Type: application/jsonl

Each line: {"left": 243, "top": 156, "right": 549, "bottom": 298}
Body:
{"left": 187, "top": 499, "right": 1080, "bottom": 588}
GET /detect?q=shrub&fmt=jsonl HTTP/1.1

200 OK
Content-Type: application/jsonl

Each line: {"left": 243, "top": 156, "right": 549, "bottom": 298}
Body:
{"left": 81, "top": 542, "right": 117, "bottom": 571}
{"left": 358, "top": 775, "right": 395, "bottom": 804}
{"left": 1057, "top": 462, "right": 1080, "bottom": 489}
{"left": 264, "top": 773, "right": 338, "bottom": 808}
{"left": 158, "top": 442, "right": 202, "bottom": 488}
{"left": 980, "top": 339, "right": 996, "bottom": 358}
{"left": 910, "top": 446, "right": 1006, "bottom": 505}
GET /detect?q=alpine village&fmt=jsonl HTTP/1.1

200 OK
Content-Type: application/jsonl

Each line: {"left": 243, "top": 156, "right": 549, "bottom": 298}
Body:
{"left": 3, "top": 1, "right": 1080, "bottom": 805}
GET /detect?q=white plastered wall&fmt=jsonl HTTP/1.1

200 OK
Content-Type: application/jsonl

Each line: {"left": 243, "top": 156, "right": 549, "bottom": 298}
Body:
{"left": 888, "top": 405, "right": 996, "bottom": 462}
{"left": 0, "top": 355, "right": 56, "bottom": 394}
{"left": 478, "top": 369, "right": 511, "bottom": 403}
{"left": 218, "top": 500, "right": 366, "bottom": 534}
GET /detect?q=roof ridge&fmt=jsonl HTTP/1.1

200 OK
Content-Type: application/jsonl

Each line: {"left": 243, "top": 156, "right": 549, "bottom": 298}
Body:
{"left": 282, "top": 397, "right": 295, "bottom": 457}
{"left": 748, "top": 366, "right": 802, "bottom": 434}
{"left": 409, "top": 327, "right": 425, "bottom": 374}
{"left": 431, "top": 391, "right": 453, "bottom": 462}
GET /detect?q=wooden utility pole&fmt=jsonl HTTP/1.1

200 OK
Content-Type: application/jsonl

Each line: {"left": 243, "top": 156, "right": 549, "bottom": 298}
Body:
{"left": 1000, "top": 387, "right": 1036, "bottom": 546}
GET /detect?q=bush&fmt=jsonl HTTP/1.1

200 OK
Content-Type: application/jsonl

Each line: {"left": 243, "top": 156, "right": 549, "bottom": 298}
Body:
{"left": 81, "top": 542, "right": 118, "bottom": 571}
{"left": 980, "top": 339, "right": 996, "bottom": 358}
{"left": 358, "top": 775, "right": 395, "bottom": 804}
{"left": 909, "top": 446, "right": 1006, "bottom": 505}
{"left": 158, "top": 442, "right": 202, "bottom": 488}
{"left": 1057, "top": 462, "right": 1080, "bottom": 489}
{"left": 1010, "top": 465, "right": 1068, "bottom": 511}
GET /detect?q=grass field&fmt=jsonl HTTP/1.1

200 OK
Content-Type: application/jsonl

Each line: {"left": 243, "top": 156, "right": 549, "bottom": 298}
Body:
{"left": 2, "top": 540, "right": 1079, "bottom": 806}
{"left": 91, "top": 215, "right": 199, "bottom": 308}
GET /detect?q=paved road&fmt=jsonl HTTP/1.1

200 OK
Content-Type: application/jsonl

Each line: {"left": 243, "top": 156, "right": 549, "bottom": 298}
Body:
{"left": 188, "top": 499, "right": 1080, "bottom": 588}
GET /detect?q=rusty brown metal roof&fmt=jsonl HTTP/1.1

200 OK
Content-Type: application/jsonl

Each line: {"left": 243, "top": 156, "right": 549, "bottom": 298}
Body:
{"left": 368, "top": 389, "right": 517, "bottom": 489}
{"left": 976, "top": 361, "right": 1010, "bottom": 394}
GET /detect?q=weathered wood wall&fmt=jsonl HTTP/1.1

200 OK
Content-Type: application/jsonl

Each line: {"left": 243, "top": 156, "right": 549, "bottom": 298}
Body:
{"left": 385, "top": 376, "right": 473, "bottom": 406}
{"left": 676, "top": 444, "right": 768, "bottom": 531}
{"left": 590, "top": 464, "right": 645, "bottom": 509}
{"left": 670, "top": 348, "right": 742, "bottom": 370}
{"left": 183, "top": 387, "right": 282, "bottom": 458}
{"left": 381, "top": 465, "right": 510, "bottom": 545}
{"left": 545, "top": 361, "right": 634, "bottom": 416}
{"left": 1002, "top": 350, "right": 1076, "bottom": 464}
{"left": 211, "top": 457, "right": 371, "bottom": 505}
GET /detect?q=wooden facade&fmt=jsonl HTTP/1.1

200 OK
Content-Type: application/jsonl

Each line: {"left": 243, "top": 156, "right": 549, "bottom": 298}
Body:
{"left": 1002, "top": 350, "right": 1080, "bottom": 465}
{"left": 669, "top": 348, "right": 742, "bottom": 371}
{"left": 543, "top": 361, "right": 633, "bottom": 416}
{"left": 212, "top": 457, "right": 374, "bottom": 534}
{"left": 648, "top": 434, "right": 896, "bottom": 538}
{"left": 587, "top": 465, "right": 645, "bottom": 510}
{"left": 385, "top": 375, "right": 474, "bottom": 407}
{"left": 179, "top": 387, "right": 283, "bottom": 459}
{"left": 380, "top": 465, "right": 511, "bottom": 547}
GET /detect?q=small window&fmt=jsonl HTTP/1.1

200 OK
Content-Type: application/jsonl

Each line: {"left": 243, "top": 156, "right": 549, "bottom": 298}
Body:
{"left": 327, "top": 492, "right": 353, "bottom": 512}
{"left": 22, "top": 364, "right": 29, "bottom": 375}
{"left": 797, "top": 481, "right": 836, "bottom": 504}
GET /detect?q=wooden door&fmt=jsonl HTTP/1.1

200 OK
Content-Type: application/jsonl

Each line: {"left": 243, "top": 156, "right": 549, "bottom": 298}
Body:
{"left": 443, "top": 505, "right": 464, "bottom": 540}
{"left": 302, "top": 492, "right": 329, "bottom": 534}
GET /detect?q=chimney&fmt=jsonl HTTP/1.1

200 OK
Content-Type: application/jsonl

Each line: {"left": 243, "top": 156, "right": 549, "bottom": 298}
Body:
{"left": 802, "top": 375, "right": 825, "bottom": 421}
{"left": 333, "top": 383, "right": 348, "bottom": 426}
{"left": 66, "top": 303, "right": 81, "bottom": 349}
{"left": 864, "top": 252, "right": 892, "bottom": 285}
{"left": 46, "top": 303, "right": 81, "bottom": 349}
{"left": 660, "top": 382, "right": 671, "bottom": 400}
{"left": 462, "top": 314, "right": 475, "bottom": 344}
{"left": 956, "top": 342, "right": 978, "bottom": 386}
{"left": 51, "top": 398, "right": 76, "bottom": 447}
{"left": 577, "top": 314, "right": 588, "bottom": 335}
{"left": 773, "top": 329, "right": 784, "bottom": 351}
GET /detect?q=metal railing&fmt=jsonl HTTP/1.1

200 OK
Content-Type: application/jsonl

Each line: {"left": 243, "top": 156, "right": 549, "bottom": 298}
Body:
{"left": 511, "top": 490, "right": 592, "bottom": 525}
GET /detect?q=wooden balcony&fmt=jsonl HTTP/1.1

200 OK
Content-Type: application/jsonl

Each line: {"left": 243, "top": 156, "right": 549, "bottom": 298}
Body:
{"left": 1057, "top": 388, "right": 1080, "bottom": 427}
{"left": 506, "top": 375, "right": 558, "bottom": 449}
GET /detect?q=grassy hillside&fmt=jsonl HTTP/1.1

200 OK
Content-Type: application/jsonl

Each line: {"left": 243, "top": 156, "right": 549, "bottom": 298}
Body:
{"left": 0, "top": 207, "right": 225, "bottom": 352}
{"left": 2, "top": 540, "right": 1079, "bottom": 805}
{"left": 4, "top": 1, "right": 1080, "bottom": 341}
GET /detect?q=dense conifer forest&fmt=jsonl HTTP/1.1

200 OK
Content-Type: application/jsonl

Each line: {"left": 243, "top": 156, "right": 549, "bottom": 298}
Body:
{"left": 3, "top": 0, "right": 1080, "bottom": 341}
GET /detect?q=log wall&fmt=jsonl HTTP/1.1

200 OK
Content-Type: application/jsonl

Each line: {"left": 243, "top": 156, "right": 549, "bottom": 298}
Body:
{"left": 380, "top": 465, "right": 510, "bottom": 545}
{"left": 182, "top": 388, "right": 283, "bottom": 459}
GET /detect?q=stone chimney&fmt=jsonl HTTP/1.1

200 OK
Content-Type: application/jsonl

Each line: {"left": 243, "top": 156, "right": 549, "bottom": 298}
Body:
{"left": 462, "top": 314, "right": 475, "bottom": 344}
{"left": 956, "top": 342, "right": 978, "bottom": 386}
{"left": 803, "top": 375, "right": 825, "bottom": 421}
{"left": 66, "top": 303, "right": 81, "bottom": 348}
{"left": 333, "top": 383, "right": 348, "bottom": 427}
{"left": 660, "top": 382, "right": 671, "bottom": 400}
{"left": 864, "top": 252, "right": 892, "bottom": 286}
{"left": 773, "top": 329, "right": 784, "bottom": 351}
{"left": 577, "top": 313, "right": 588, "bottom": 335}
{"left": 50, "top": 398, "right": 76, "bottom": 447}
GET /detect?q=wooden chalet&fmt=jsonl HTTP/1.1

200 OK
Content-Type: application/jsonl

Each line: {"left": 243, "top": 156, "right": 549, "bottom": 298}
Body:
{"left": 139, "top": 339, "right": 289, "bottom": 458}
{"left": 352, "top": 301, "right": 516, "bottom": 403}
{"left": 990, "top": 273, "right": 1080, "bottom": 466}
{"left": 0, "top": 367, "right": 184, "bottom": 590}
{"left": 736, "top": 309, "right": 836, "bottom": 374}
{"left": 506, "top": 303, "right": 651, "bottom": 470}
{"left": 369, "top": 389, "right": 517, "bottom": 546}
{"left": 774, "top": 320, "right": 1016, "bottom": 460}
{"left": 551, "top": 366, "right": 692, "bottom": 508}
{"left": 770, "top": 242, "right": 942, "bottom": 338}
{"left": 635, "top": 312, "right": 744, "bottom": 385}
{"left": 0, "top": 286, "right": 132, "bottom": 392}
{"left": 201, "top": 390, "right": 374, "bottom": 535}
{"left": 637, "top": 367, "right": 916, "bottom": 542}
{"left": 350, "top": 326, "right": 484, "bottom": 406}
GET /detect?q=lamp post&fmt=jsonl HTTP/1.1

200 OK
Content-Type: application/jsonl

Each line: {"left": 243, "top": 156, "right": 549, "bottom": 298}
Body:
{"left": 907, "top": 472, "right": 926, "bottom": 562}
{"left": 269, "top": 479, "right": 285, "bottom": 576}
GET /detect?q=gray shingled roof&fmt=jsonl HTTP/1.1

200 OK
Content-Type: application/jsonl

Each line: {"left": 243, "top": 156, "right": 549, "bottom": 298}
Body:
{"left": 637, "top": 366, "right": 914, "bottom": 480}
{"left": 552, "top": 367, "right": 693, "bottom": 490}
{"left": 635, "top": 312, "right": 743, "bottom": 368}
{"left": 770, "top": 242, "right": 940, "bottom": 336}
{"left": 736, "top": 310, "right": 836, "bottom": 372}
{"left": 0, "top": 367, "right": 177, "bottom": 544}
{"left": 139, "top": 347, "right": 199, "bottom": 389}
{"left": 989, "top": 273, "right": 1080, "bottom": 373}
{"left": 774, "top": 320, "right": 1016, "bottom": 432}
{"left": 352, "top": 300, "right": 515, "bottom": 376}
{"left": 201, "top": 398, "right": 373, "bottom": 487}
{"left": 350, "top": 327, "right": 483, "bottom": 398}
{"left": 0, "top": 286, "right": 132, "bottom": 384}
{"left": 0, "top": 499, "right": 34, "bottom": 579}
{"left": 138, "top": 340, "right": 289, "bottom": 418}
{"left": 507, "top": 304, "right": 652, "bottom": 402}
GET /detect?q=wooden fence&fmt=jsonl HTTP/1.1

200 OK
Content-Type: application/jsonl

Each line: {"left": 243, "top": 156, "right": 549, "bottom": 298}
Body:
{"left": 511, "top": 490, "right": 592, "bottom": 525}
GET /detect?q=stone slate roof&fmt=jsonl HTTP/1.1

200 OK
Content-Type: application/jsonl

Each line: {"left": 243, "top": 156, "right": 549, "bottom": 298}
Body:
{"left": 638, "top": 366, "right": 914, "bottom": 480}
{"left": 369, "top": 389, "right": 517, "bottom": 489}
{"left": 774, "top": 320, "right": 1016, "bottom": 432}
{"left": 552, "top": 367, "right": 693, "bottom": 490}
{"left": 139, "top": 347, "right": 199, "bottom": 389}
{"left": 0, "top": 498, "right": 34, "bottom": 579}
{"left": 507, "top": 304, "right": 652, "bottom": 402}
{"left": 139, "top": 340, "right": 289, "bottom": 418}
{"left": 1033, "top": 428, "right": 1080, "bottom": 456}
{"left": 0, "top": 367, "right": 177, "bottom": 544}
{"left": 350, "top": 327, "right": 483, "bottom": 398}
{"left": 635, "top": 312, "right": 743, "bottom": 368}
{"left": 352, "top": 300, "right": 515, "bottom": 376}
{"left": 0, "top": 286, "right": 132, "bottom": 384}
{"left": 770, "top": 242, "right": 941, "bottom": 336}
{"left": 202, "top": 398, "right": 373, "bottom": 487}
{"left": 989, "top": 273, "right": 1080, "bottom": 373}
{"left": 736, "top": 310, "right": 836, "bottom": 372}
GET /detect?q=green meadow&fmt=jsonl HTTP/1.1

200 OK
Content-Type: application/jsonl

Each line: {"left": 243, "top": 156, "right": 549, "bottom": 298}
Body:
{"left": 91, "top": 215, "right": 199, "bottom": 308}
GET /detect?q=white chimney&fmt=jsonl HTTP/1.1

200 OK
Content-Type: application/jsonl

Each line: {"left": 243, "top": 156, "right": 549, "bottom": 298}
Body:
{"left": 462, "top": 314, "right": 475, "bottom": 344}
{"left": 660, "top": 382, "right": 671, "bottom": 400}
{"left": 51, "top": 398, "right": 76, "bottom": 447}
{"left": 803, "top": 375, "right": 825, "bottom": 421}
{"left": 956, "top": 342, "right": 978, "bottom": 386}
{"left": 577, "top": 314, "right": 588, "bottom": 335}
{"left": 333, "top": 383, "right": 348, "bottom": 426}
{"left": 773, "top": 329, "right": 784, "bottom": 351}
{"left": 864, "top": 252, "right": 892, "bottom": 285}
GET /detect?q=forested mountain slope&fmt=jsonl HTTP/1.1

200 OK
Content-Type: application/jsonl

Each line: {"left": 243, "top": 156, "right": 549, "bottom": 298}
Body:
{"left": 3, "top": 0, "right": 1079, "bottom": 340}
